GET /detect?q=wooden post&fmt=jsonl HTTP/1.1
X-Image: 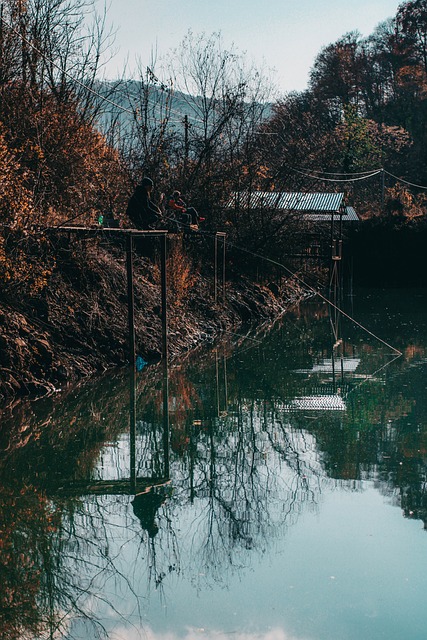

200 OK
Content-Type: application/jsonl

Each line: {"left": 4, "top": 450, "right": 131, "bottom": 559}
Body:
{"left": 126, "top": 233, "right": 135, "bottom": 369}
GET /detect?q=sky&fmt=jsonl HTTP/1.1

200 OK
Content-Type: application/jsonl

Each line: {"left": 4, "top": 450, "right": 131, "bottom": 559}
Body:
{"left": 95, "top": 0, "right": 402, "bottom": 94}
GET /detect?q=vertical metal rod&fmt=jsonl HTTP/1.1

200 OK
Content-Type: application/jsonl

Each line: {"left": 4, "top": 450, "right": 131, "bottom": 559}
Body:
{"left": 215, "top": 349, "right": 220, "bottom": 418}
{"left": 160, "top": 233, "right": 170, "bottom": 478}
{"left": 223, "top": 352, "right": 228, "bottom": 409}
{"left": 160, "top": 233, "right": 168, "bottom": 362}
{"left": 214, "top": 234, "right": 218, "bottom": 303}
{"left": 127, "top": 233, "right": 136, "bottom": 493}
{"left": 222, "top": 234, "right": 226, "bottom": 303}
{"left": 126, "top": 233, "right": 135, "bottom": 369}
{"left": 329, "top": 211, "right": 334, "bottom": 286}
{"left": 214, "top": 232, "right": 226, "bottom": 304}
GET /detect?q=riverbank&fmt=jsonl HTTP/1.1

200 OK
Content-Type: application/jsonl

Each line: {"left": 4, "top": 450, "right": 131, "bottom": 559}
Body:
{"left": 0, "top": 234, "right": 307, "bottom": 408}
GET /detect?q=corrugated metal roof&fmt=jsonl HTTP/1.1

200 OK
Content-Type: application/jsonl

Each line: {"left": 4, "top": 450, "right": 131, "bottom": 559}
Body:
{"left": 294, "top": 357, "right": 361, "bottom": 374}
{"left": 227, "top": 191, "right": 345, "bottom": 213}
{"left": 228, "top": 191, "right": 282, "bottom": 209}
{"left": 277, "top": 192, "right": 344, "bottom": 212}
{"left": 285, "top": 395, "right": 347, "bottom": 412}
{"left": 345, "top": 206, "right": 359, "bottom": 221}
{"left": 303, "top": 210, "right": 359, "bottom": 221}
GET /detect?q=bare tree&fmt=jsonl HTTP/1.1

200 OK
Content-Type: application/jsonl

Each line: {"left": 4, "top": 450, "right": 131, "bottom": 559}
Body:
{"left": 167, "top": 31, "right": 275, "bottom": 211}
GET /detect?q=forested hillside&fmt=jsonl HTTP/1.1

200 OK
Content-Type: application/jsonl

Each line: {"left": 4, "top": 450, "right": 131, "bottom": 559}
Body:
{"left": 259, "top": 0, "right": 427, "bottom": 221}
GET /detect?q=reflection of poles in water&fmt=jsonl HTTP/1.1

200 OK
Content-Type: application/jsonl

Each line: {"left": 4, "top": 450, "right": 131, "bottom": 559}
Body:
{"left": 130, "top": 358, "right": 170, "bottom": 484}
{"left": 215, "top": 348, "right": 228, "bottom": 418}
{"left": 162, "top": 355, "right": 170, "bottom": 479}
{"left": 189, "top": 421, "right": 195, "bottom": 503}
{"left": 329, "top": 221, "right": 346, "bottom": 395}
{"left": 45, "top": 537, "right": 56, "bottom": 640}
{"left": 130, "top": 366, "right": 137, "bottom": 493}
{"left": 130, "top": 358, "right": 170, "bottom": 538}
{"left": 129, "top": 266, "right": 170, "bottom": 490}
{"left": 329, "top": 301, "right": 345, "bottom": 395}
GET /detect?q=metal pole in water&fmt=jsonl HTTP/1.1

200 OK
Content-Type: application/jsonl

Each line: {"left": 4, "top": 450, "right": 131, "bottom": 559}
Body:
{"left": 160, "top": 233, "right": 170, "bottom": 477}
{"left": 127, "top": 232, "right": 137, "bottom": 491}
{"left": 160, "top": 232, "right": 168, "bottom": 362}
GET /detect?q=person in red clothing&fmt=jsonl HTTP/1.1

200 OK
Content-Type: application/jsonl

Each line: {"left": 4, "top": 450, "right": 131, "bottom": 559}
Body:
{"left": 168, "top": 190, "right": 205, "bottom": 229}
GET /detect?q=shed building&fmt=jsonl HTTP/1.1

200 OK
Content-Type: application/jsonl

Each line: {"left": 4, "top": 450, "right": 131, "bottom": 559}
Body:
{"left": 226, "top": 192, "right": 359, "bottom": 223}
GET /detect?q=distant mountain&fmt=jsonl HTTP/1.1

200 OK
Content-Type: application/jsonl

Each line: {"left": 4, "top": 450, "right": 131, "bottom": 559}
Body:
{"left": 91, "top": 79, "right": 271, "bottom": 139}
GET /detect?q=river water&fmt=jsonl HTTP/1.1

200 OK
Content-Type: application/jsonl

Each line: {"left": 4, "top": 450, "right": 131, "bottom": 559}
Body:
{"left": 1, "top": 288, "right": 427, "bottom": 640}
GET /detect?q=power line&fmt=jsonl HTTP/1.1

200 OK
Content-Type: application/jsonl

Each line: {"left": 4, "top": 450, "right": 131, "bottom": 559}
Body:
{"left": 190, "top": 220, "right": 401, "bottom": 356}
{"left": 291, "top": 167, "right": 383, "bottom": 183}
{"left": 300, "top": 167, "right": 383, "bottom": 176}
{"left": 224, "top": 238, "right": 402, "bottom": 356}
{"left": 384, "top": 169, "right": 427, "bottom": 191}
{"left": 286, "top": 165, "right": 427, "bottom": 189}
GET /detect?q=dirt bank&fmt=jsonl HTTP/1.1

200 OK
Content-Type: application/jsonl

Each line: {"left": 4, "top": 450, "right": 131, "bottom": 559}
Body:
{"left": 0, "top": 233, "right": 307, "bottom": 408}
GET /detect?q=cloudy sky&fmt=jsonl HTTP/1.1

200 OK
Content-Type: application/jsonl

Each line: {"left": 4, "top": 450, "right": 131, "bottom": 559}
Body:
{"left": 96, "top": 0, "right": 402, "bottom": 93}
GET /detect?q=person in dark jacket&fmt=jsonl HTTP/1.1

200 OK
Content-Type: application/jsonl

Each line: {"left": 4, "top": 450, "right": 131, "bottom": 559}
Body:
{"left": 126, "top": 177, "right": 163, "bottom": 229}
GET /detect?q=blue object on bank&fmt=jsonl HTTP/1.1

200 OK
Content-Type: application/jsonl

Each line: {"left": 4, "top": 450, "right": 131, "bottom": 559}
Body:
{"left": 136, "top": 356, "right": 148, "bottom": 371}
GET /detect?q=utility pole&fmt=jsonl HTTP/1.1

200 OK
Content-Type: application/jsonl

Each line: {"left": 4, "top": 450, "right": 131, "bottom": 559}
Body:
{"left": 381, "top": 167, "right": 385, "bottom": 212}
{"left": 183, "top": 115, "right": 189, "bottom": 176}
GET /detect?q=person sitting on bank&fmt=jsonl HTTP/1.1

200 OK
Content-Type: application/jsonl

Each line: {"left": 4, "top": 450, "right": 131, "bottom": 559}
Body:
{"left": 126, "top": 176, "right": 165, "bottom": 229}
{"left": 168, "top": 190, "right": 205, "bottom": 229}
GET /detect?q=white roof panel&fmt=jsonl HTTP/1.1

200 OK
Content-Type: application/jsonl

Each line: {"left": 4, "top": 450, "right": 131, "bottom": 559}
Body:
{"left": 227, "top": 192, "right": 345, "bottom": 213}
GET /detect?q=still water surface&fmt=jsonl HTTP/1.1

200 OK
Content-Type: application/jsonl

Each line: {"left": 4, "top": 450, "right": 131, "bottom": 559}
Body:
{"left": 1, "top": 289, "right": 427, "bottom": 640}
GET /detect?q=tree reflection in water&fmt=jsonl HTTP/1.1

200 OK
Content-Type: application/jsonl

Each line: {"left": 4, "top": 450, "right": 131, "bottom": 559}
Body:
{"left": 1, "top": 290, "right": 427, "bottom": 639}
